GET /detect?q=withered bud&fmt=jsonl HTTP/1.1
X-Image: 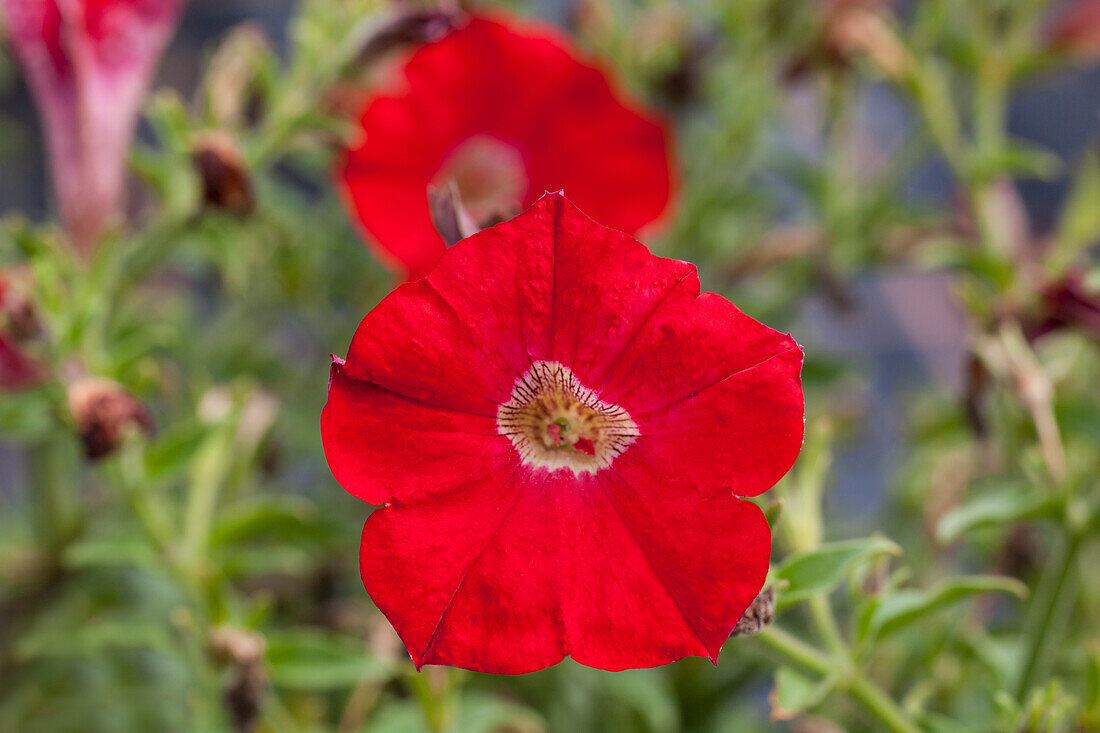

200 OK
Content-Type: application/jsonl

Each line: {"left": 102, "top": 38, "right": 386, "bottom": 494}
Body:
{"left": 428, "top": 181, "right": 479, "bottom": 248}
{"left": 193, "top": 132, "right": 255, "bottom": 215}
{"left": 784, "top": 0, "right": 905, "bottom": 81}
{"left": 352, "top": 6, "right": 464, "bottom": 69}
{"left": 67, "top": 377, "right": 154, "bottom": 460}
{"left": 1025, "top": 272, "right": 1100, "bottom": 343}
{"left": 996, "top": 525, "right": 1041, "bottom": 579}
{"left": 0, "top": 270, "right": 41, "bottom": 340}
{"left": 730, "top": 587, "right": 775, "bottom": 638}
{"left": 224, "top": 668, "right": 265, "bottom": 733}
{"left": 630, "top": 5, "right": 716, "bottom": 106}
{"left": 202, "top": 23, "right": 273, "bottom": 129}
{"left": 860, "top": 555, "right": 891, "bottom": 596}
{"left": 829, "top": 1, "right": 911, "bottom": 81}
{"left": 208, "top": 626, "right": 266, "bottom": 667}
{"left": 208, "top": 627, "right": 266, "bottom": 733}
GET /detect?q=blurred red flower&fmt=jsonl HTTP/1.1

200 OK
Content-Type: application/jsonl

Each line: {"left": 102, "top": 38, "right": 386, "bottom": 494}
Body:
{"left": 0, "top": 0, "right": 185, "bottom": 251}
{"left": 0, "top": 273, "right": 40, "bottom": 390}
{"left": 338, "top": 14, "right": 675, "bottom": 281}
{"left": 321, "top": 193, "right": 803, "bottom": 673}
{"left": 0, "top": 335, "right": 39, "bottom": 390}
{"left": 1044, "top": 0, "right": 1100, "bottom": 59}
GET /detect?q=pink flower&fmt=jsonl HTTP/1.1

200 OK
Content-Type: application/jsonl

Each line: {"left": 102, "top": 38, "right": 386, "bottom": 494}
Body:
{"left": 322, "top": 193, "right": 804, "bottom": 673}
{"left": 0, "top": 0, "right": 185, "bottom": 251}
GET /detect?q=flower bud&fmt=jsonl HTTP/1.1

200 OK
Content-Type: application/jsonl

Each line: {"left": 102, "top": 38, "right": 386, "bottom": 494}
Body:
{"left": 1027, "top": 272, "right": 1100, "bottom": 342}
{"left": 201, "top": 23, "right": 273, "bottom": 129}
{"left": 207, "top": 627, "right": 266, "bottom": 733}
{"left": 0, "top": 269, "right": 42, "bottom": 391}
{"left": 67, "top": 376, "right": 154, "bottom": 460}
{"left": 193, "top": 132, "right": 255, "bottom": 215}
{"left": 351, "top": 6, "right": 463, "bottom": 68}
{"left": 730, "top": 587, "right": 776, "bottom": 638}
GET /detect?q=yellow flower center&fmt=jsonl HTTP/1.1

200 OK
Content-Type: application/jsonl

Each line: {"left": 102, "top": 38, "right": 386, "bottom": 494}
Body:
{"left": 496, "top": 361, "right": 639, "bottom": 476}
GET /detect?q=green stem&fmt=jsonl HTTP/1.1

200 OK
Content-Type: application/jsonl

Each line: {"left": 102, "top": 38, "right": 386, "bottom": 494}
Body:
{"left": 27, "top": 439, "right": 78, "bottom": 553}
{"left": 406, "top": 669, "right": 453, "bottom": 733}
{"left": 809, "top": 595, "right": 848, "bottom": 659}
{"left": 180, "top": 425, "right": 235, "bottom": 566}
{"left": 1015, "top": 533, "right": 1082, "bottom": 699}
{"left": 755, "top": 626, "right": 832, "bottom": 676}
{"left": 848, "top": 673, "right": 924, "bottom": 733}
{"left": 756, "top": 626, "right": 921, "bottom": 733}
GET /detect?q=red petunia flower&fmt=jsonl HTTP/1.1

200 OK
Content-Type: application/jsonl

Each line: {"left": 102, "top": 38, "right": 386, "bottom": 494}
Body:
{"left": 338, "top": 14, "right": 675, "bottom": 281}
{"left": 0, "top": 0, "right": 185, "bottom": 251}
{"left": 321, "top": 193, "right": 804, "bottom": 673}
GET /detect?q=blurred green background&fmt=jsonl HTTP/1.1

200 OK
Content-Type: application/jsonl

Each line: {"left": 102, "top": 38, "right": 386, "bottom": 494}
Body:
{"left": 2, "top": 1, "right": 1100, "bottom": 731}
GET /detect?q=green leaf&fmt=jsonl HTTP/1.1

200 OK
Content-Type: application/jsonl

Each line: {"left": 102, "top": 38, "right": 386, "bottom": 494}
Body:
{"left": 769, "top": 666, "right": 833, "bottom": 721}
{"left": 598, "top": 669, "right": 679, "bottom": 733}
{"left": 265, "top": 629, "right": 399, "bottom": 690}
{"left": 968, "top": 140, "right": 1062, "bottom": 182}
{"left": 936, "top": 488, "right": 1058, "bottom": 544}
{"left": 773, "top": 537, "right": 901, "bottom": 610}
{"left": 143, "top": 419, "right": 208, "bottom": 479}
{"left": 63, "top": 534, "right": 161, "bottom": 571}
{"left": 209, "top": 495, "right": 327, "bottom": 546}
{"left": 865, "top": 575, "right": 1027, "bottom": 643}
{"left": 16, "top": 619, "right": 175, "bottom": 659}
{"left": 1052, "top": 148, "right": 1100, "bottom": 272}
{"left": 452, "top": 691, "right": 545, "bottom": 733}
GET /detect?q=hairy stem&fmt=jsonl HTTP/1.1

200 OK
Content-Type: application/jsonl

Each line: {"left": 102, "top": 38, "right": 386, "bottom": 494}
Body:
{"left": 756, "top": 626, "right": 922, "bottom": 733}
{"left": 1015, "top": 533, "right": 1081, "bottom": 699}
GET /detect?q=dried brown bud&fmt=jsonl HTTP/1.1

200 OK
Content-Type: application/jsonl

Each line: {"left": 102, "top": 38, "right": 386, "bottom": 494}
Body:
{"left": 193, "top": 132, "right": 255, "bottom": 215}
{"left": 428, "top": 181, "right": 479, "bottom": 248}
{"left": 67, "top": 377, "right": 154, "bottom": 460}
{"left": 730, "top": 587, "right": 775, "bottom": 638}
{"left": 208, "top": 626, "right": 266, "bottom": 667}
{"left": 785, "top": 0, "right": 907, "bottom": 81}
{"left": 224, "top": 667, "right": 265, "bottom": 733}
{"left": 208, "top": 627, "right": 266, "bottom": 733}
{"left": 996, "top": 525, "right": 1041, "bottom": 579}
{"left": 1025, "top": 272, "right": 1100, "bottom": 343}
{"left": 202, "top": 23, "right": 273, "bottom": 129}
{"left": 352, "top": 6, "right": 464, "bottom": 69}
{"left": 0, "top": 268, "right": 41, "bottom": 340}
{"left": 829, "top": 1, "right": 911, "bottom": 81}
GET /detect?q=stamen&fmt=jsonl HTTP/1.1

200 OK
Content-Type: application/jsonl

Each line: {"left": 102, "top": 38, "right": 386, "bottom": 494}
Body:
{"left": 496, "top": 361, "right": 638, "bottom": 475}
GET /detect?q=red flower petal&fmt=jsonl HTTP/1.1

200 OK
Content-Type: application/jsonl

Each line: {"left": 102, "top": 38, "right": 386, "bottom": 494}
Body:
{"left": 360, "top": 468, "right": 770, "bottom": 673}
{"left": 323, "top": 193, "right": 803, "bottom": 672}
{"left": 323, "top": 361, "right": 511, "bottom": 506}
{"left": 339, "top": 14, "right": 674, "bottom": 280}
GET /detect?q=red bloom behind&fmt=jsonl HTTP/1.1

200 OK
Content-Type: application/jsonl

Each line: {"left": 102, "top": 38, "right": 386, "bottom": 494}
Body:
{"left": 0, "top": 0, "right": 185, "bottom": 251}
{"left": 1044, "top": 0, "right": 1100, "bottom": 59}
{"left": 339, "top": 14, "right": 675, "bottom": 281}
{"left": 321, "top": 193, "right": 803, "bottom": 673}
